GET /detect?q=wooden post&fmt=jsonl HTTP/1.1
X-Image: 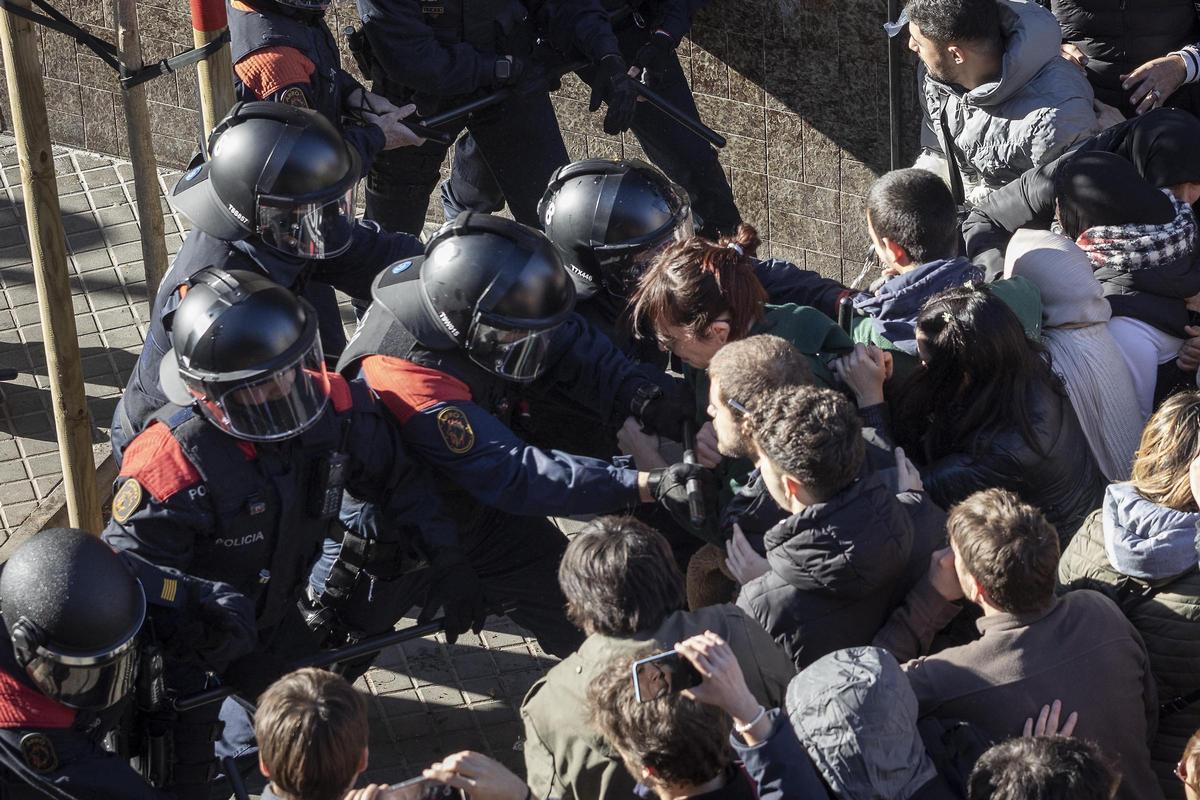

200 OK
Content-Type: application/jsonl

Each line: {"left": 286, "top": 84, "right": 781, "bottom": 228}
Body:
{"left": 190, "top": 0, "right": 234, "bottom": 139}
{"left": 113, "top": 0, "right": 170, "bottom": 298}
{"left": 0, "top": 0, "right": 103, "bottom": 532}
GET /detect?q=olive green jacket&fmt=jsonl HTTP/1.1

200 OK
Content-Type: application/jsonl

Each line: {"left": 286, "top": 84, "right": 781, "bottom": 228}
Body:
{"left": 520, "top": 604, "right": 795, "bottom": 800}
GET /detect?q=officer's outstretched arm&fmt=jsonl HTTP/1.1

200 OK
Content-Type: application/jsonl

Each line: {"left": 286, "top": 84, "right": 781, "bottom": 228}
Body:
{"left": 309, "top": 220, "right": 423, "bottom": 303}
{"left": 405, "top": 399, "right": 642, "bottom": 517}
{"left": 101, "top": 474, "right": 212, "bottom": 575}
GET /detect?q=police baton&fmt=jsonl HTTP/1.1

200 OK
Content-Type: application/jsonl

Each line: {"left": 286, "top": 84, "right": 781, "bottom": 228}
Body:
{"left": 223, "top": 757, "right": 251, "bottom": 800}
{"left": 418, "top": 62, "right": 726, "bottom": 150}
{"left": 681, "top": 420, "right": 706, "bottom": 529}
{"left": 171, "top": 616, "right": 447, "bottom": 713}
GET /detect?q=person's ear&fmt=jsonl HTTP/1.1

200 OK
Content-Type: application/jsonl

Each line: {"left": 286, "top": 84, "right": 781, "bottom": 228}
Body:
{"left": 880, "top": 237, "right": 912, "bottom": 267}
{"left": 708, "top": 319, "right": 731, "bottom": 345}
{"left": 947, "top": 44, "right": 966, "bottom": 64}
{"left": 258, "top": 755, "right": 270, "bottom": 779}
{"left": 783, "top": 474, "right": 805, "bottom": 503}
{"left": 357, "top": 748, "right": 369, "bottom": 774}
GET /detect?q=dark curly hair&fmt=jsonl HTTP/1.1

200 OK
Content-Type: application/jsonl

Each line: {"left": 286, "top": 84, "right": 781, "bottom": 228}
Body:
{"left": 746, "top": 385, "right": 864, "bottom": 502}
{"left": 968, "top": 735, "right": 1118, "bottom": 800}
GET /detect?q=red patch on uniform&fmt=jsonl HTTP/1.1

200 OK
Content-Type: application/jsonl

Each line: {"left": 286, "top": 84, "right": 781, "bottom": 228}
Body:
{"left": 234, "top": 46, "right": 315, "bottom": 99}
{"left": 0, "top": 670, "right": 75, "bottom": 730}
{"left": 119, "top": 421, "right": 202, "bottom": 502}
{"left": 361, "top": 356, "right": 472, "bottom": 425}
{"left": 327, "top": 372, "right": 353, "bottom": 413}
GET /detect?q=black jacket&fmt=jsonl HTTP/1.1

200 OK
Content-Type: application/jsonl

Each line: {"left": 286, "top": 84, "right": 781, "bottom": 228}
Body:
{"left": 921, "top": 380, "right": 1106, "bottom": 544}
{"left": 1043, "top": 0, "right": 1200, "bottom": 114}
{"left": 736, "top": 472, "right": 927, "bottom": 669}
{"left": 964, "top": 107, "right": 1198, "bottom": 278}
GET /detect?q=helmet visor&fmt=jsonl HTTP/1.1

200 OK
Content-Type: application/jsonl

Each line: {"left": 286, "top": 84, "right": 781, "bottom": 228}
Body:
{"left": 198, "top": 337, "right": 331, "bottom": 441}
{"left": 596, "top": 213, "right": 695, "bottom": 297}
{"left": 25, "top": 638, "right": 139, "bottom": 711}
{"left": 257, "top": 186, "right": 356, "bottom": 260}
{"left": 466, "top": 319, "right": 562, "bottom": 382}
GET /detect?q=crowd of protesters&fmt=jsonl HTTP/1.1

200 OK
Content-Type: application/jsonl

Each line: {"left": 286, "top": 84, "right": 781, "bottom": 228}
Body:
{"left": 7, "top": 0, "right": 1200, "bottom": 797}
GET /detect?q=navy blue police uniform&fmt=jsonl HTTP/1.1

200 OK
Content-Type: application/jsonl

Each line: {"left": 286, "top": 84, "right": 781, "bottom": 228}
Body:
{"left": 102, "top": 372, "right": 458, "bottom": 787}
{"left": 355, "top": 0, "right": 619, "bottom": 233}
{"left": 229, "top": 0, "right": 384, "bottom": 173}
{"left": 442, "top": 0, "right": 741, "bottom": 237}
{"left": 0, "top": 560, "right": 253, "bottom": 800}
{"left": 110, "top": 225, "right": 423, "bottom": 460}
{"left": 310, "top": 262, "right": 674, "bottom": 658}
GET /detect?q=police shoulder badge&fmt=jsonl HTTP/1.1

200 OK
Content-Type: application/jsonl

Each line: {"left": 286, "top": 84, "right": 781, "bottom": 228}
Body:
{"left": 19, "top": 733, "right": 57, "bottom": 774}
{"left": 279, "top": 86, "right": 309, "bottom": 109}
{"left": 111, "top": 478, "right": 144, "bottom": 524}
{"left": 436, "top": 406, "right": 475, "bottom": 454}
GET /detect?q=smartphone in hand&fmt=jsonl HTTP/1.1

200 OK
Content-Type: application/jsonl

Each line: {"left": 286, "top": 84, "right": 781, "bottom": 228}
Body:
{"left": 380, "top": 777, "right": 465, "bottom": 800}
{"left": 631, "top": 649, "right": 702, "bottom": 702}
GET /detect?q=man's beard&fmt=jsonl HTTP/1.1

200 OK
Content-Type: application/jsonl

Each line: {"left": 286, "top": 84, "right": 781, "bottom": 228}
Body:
{"left": 720, "top": 435, "right": 754, "bottom": 460}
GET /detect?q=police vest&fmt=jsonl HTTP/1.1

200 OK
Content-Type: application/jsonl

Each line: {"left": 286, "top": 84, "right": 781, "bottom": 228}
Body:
{"left": 417, "top": 0, "right": 535, "bottom": 64}
{"left": 339, "top": 303, "right": 522, "bottom": 425}
{"left": 150, "top": 381, "right": 363, "bottom": 632}
{"left": 229, "top": 0, "right": 345, "bottom": 125}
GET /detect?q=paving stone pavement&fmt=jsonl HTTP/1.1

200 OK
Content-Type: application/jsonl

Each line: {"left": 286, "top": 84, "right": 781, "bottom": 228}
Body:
{"left": 0, "top": 134, "right": 572, "bottom": 793}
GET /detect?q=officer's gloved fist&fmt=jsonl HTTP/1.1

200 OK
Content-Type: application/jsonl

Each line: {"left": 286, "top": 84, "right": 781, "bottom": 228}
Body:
{"left": 589, "top": 54, "right": 638, "bottom": 134}
{"left": 421, "top": 547, "right": 488, "bottom": 645}
{"left": 646, "top": 462, "right": 719, "bottom": 539}
{"left": 632, "top": 31, "right": 676, "bottom": 85}
{"left": 223, "top": 650, "right": 291, "bottom": 701}
{"left": 494, "top": 55, "right": 526, "bottom": 87}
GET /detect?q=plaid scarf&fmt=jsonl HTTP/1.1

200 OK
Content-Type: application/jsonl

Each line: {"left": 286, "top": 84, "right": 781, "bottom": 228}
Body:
{"left": 1075, "top": 192, "right": 1197, "bottom": 272}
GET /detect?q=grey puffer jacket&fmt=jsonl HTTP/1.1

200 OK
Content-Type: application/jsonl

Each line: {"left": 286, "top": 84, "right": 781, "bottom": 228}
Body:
{"left": 923, "top": 0, "right": 1099, "bottom": 199}
{"left": 1058, "top": 483, "right": 1200, "bottom": 800}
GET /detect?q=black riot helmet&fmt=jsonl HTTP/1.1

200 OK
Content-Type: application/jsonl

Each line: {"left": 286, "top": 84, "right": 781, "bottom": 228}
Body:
{"left": 159, "top": 267, "right": 332, "bottom": 441}
{"left": 172, "top": 102, "right": 360, "bottom": 260}
{"left": 538, "top": 159, "right": 695, "bottom": 300}
{"left": 374, "top": 214, "right": 576, "bottom": 382}
{"left": 0, "top": 528, "right": 145, "bottom": 710}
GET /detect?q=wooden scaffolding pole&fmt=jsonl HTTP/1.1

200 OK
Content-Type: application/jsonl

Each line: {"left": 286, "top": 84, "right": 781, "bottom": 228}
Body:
{"left": 190, "top": 0, "right": 234, "bottom": 139}
{"left": 113, "top": 0, "right": 170, "bottom": 298}
{"left": 0, "top": 0, "right": 103, "bottom": 532}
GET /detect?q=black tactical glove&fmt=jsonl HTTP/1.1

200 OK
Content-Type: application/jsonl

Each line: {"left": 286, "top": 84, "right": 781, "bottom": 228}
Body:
{"left": 223, "top": 649, "right": 291, "bottom": 701}
{"left": 494, "top": 55, "right": 526, "bottom": 87}
{"left": 632, "top": 31, "right": 676, "bottom": 84}
{"left": 420, "top": 547, "right": 488, "bottom": 645}
{"left": 632, "top": 382, "right": 691, "bottom": 442}
{"left": 589, "top": 54, "right": 638, "bottom": 134}
{"left": 647, "top": 462, "right": 720, "bottom": 542}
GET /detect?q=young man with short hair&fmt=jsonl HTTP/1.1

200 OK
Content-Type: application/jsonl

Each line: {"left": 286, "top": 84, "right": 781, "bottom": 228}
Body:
{"left": 875, "top": 488, "right": 1159, "bottom": 800}
{"left": 845, "top": 169, "right": 1040, "bottom": 386}
{"left": 255, "top": 668, "right": 370, "bottom": 800}
{"left": 520, "top": 516, "right": 793, "bottom": 800}
{"left": 587, "top": 650, "right": 757, "bottom": 800}
{"left": 968, "top": 736, "right": 1120, "bottom": 800}
{"left": 733, "top": 386, "right": 919, "bottom": 669}
{"left": 905, "top": 0, "right": 1098, "bottom": 202}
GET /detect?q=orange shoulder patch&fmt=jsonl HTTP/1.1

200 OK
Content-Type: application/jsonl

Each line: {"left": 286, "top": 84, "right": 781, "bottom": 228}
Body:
{"left": 327, "top": 372, "right": 354, "bottom": 413}
{"left": 234, "top": 46, "right": 315, "bottom": 100}
{"left": 119, "top": 421, "right": 202, "bottom": 502}
{"left": 360, "top": 355, "right": 472, "bottom": 425}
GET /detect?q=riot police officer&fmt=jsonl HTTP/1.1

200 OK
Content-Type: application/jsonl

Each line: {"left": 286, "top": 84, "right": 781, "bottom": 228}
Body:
{"left": 354, "top": 0, "right": 640, "bottom": 235}
{"left": 0, "top": 527, "right": 252, "bottom": 799}
{"left": 104, "top": 268, "right": 479, "bottom": 793}
{"left": 111, "top": 102, "right": 425, "bottom": 459}
{"left": 313, "top": 213, "right": 705, "bottom": 659}
{"left": 228, "top": 0, "right": 427, "bottom": 366}
{"left": 229, "top": 0, "right": 424, "bottom": 173}
{"left": 442, "top": 0, "right": 741, "bottom": 238}
{"left": 540, "top": 159, "right": 852, "bottom": 360}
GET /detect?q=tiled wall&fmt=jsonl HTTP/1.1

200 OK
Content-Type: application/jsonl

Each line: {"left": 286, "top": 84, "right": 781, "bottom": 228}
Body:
{"left": 0, "top": 0, "right": 920, "bottom": 282}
